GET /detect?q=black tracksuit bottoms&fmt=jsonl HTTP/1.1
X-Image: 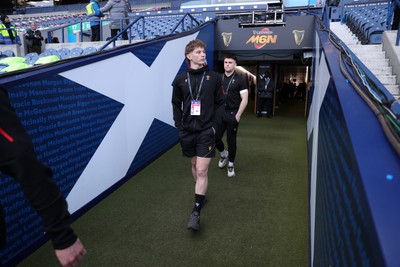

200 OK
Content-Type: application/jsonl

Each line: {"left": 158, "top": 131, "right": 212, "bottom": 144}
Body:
{"left": 215, "top": 109, "right": 239, "bottom": 163}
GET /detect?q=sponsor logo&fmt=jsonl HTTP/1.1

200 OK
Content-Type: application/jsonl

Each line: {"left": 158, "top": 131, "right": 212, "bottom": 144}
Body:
{"left": 221, "top": 32, "right": 233, "bottom": 47}
{"left": 292, "top": 30, "right": 305, "bottom": 46}
{"left": 246, "top": 28, "right": 277, "bottom": 49}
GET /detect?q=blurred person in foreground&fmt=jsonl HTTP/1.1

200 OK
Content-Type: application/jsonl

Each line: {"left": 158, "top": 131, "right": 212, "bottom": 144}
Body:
{"left": 0, "top": 84, "right": 86, "bottom": 267}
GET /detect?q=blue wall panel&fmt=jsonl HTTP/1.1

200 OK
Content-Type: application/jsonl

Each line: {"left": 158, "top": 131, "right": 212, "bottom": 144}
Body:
{"left": 309, "top": 19, "right": 400, "bottom": 267}
{"left": 0, "top": 21, "right": 215, "bottom": 266}
{"left": 313, "top": 80, "right": 383, "bottom": 267}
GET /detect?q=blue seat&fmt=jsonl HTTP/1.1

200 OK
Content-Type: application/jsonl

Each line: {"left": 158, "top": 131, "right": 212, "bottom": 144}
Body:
{"left": 45, "top": 48, "right": 59, "bottom": 56}
{"left": 70, "top": 47, "right": 83, "bottom": 55}
{"left": 82, "top": 46, "right": 97, "bottom": 55}
{"left": 1, "top": 50, "right": 15, "bottom": 57}
{"left": 58, "top": 47, "right": 70, "bottom": 54}
{"left": 25, "top": 52, "right": 39, "bottom": 65}
{"left": 58, "top": 50, "right": 71, "bottom": 59}
{"left": 39, "top": 50, "right": 52, "bottom": 57}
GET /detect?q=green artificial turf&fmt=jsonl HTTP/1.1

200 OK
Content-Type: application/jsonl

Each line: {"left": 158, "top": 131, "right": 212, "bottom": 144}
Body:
{"left": 19, "top": 100, "right": 309, "bottom": 267}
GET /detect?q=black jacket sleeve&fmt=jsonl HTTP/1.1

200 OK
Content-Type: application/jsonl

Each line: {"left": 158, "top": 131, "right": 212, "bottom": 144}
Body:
{"left": 171, "top": 75, "right": 184, "bottom": 130}
{"left": 0, "top": 85, "right": 77, "bottom": 250}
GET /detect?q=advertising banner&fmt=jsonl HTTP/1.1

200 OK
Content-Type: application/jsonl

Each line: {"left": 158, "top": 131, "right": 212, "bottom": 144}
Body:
{"left": 216, "top": 16, "right": 314, "bottom": 51}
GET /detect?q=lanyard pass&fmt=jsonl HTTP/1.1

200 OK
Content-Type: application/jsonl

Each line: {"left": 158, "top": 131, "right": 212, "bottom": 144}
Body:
{"left": 191, "top": 100, "right": 201, "bottom": 116}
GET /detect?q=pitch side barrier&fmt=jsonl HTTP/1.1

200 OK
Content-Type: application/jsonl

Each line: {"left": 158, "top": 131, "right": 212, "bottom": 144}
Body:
{"left": 0, "top": 21, "right": 216, "bottom": 266}
{"left": 308, "top": 16, "right": 400, "bottom": 267}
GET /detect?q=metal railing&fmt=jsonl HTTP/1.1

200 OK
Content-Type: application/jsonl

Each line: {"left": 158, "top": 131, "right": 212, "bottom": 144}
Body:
{"left": 46, "top": 13, "right": 201, "bottom": 51}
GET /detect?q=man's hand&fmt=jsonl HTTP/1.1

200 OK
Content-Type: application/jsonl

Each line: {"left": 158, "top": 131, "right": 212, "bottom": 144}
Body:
{"left": 235, "top": 113, "right": 241, "bottom": 122}
{"left": 55, "top": 238, "right": 87, "bottom": 267}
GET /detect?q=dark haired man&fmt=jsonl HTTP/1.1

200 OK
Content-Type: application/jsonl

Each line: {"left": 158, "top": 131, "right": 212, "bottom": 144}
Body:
{"left": 215, "top": 54, "right": 248, "bottom": 177}
{"left": 172, "top": 39, "right": 223, "bottom": 231}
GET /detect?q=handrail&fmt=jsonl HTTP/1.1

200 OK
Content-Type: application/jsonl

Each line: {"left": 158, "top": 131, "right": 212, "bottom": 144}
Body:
{"left": 170, "top": 13, "right": 200, "bottom": 35}
{"left": 99, "top": 16, "right": 144, "bottom": 51}
{"left": 46, "top": 18, "right": 129, "bottom": 43}
{"left": 45, "top": 13, "right": 202, "bottom": 50}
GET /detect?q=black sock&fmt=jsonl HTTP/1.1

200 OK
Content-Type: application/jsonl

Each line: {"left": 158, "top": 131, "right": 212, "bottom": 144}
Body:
{"left": 192, "top": 194, "right": 205, "bottom": 214}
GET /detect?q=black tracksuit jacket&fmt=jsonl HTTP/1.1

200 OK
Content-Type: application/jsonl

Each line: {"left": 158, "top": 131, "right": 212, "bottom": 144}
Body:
{"left": 0, "top": 85, "right": 77, "bottom": 250}
{"left": 171, "top": 66, "right": 224, "bottom": 132}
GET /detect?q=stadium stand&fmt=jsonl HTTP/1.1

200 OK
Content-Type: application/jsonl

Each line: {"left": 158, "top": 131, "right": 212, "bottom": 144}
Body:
{"left": 341, "top": 1, "right": 388, "bottom": 44}
{"left": 331, "top": 0, "right": 400, "bottom": 99}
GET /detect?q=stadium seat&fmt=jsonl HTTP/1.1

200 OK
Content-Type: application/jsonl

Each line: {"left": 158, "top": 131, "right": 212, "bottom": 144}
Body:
{"left": 1, "top": 50, "right": 15, "bottom": 58}
{"left": 70, "top": 47, "right": 83, "bottom": 57}
{"left": 25, "top": 52, "right": 39, "bottom": 65}
{"left": 44, "top": 48, "right": 60, "bottom": 56}
{"left": 34, "top": 55, "right": 60, "bottom": 65}
{"left": 58, "top": 50, "right": 71, "bottom": 59}
{"left": 0, "top": 62, "right": 30, "bottom": 73}
{"left": 0, "top": 57, "right": 26, "bottom": 67}
{"left": 82, "top": 46, "right": 97, "bottom": 55}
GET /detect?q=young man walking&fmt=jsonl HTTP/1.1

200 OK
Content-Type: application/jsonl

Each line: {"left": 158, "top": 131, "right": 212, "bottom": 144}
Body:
{"left": 171, "top": 39, "right": 223, "bottom": 231}
{"left": 215, "top": 54, "right": 249, "bottom": 177}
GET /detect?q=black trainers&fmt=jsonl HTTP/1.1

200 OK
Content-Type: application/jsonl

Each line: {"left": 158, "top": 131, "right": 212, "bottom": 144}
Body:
{"left": 187, "top": 211, "right": 200, "bottom": 231}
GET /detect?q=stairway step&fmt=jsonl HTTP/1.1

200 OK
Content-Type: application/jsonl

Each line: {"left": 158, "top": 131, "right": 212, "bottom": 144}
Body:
{"left": 360, "top": 58, "right": 390, "bottom": 66}
{"left": 347, "top": 44, "right": 382, "bottom": 52}
{"left": 330, "top": 22, "right": 399, "bottom": 100}
{"left": 354, "top": 51, "right": 386, "bottom": 59}
{"left": 384, "top": 85, "right": 400, "bottom": 96}
{"left": 377, "top": 75, "right": 397, "bottom": 85}
{"left": 368, "top": 66, "right": 393, "bottom": 75}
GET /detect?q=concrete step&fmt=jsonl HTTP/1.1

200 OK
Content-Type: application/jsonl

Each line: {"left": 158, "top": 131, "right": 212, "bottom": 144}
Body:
{"left": 361, "top": 58, "right": 390, "bottom": 67}
{"left": 340, "top": 37, "right": 360, "bottom": 45}
{"left": 368, "top": 66, "right": 393, "bottom": 75}
{"left": 347, "top": 44, "right": 382, "bottom": 53}
{"left": 385, "top": 84, "right": 399, "bottom": 91}
{"left": 377, "top": 75, "right": 397, "bottom": 85}
{"left": 330, "top": 22, "right": 400, "bottom": 100}
{"left": 354, "top": 51, "right": 386, "bottom": 60}
{"left": 384, "top": 85, "right": 400, "bottom": 96}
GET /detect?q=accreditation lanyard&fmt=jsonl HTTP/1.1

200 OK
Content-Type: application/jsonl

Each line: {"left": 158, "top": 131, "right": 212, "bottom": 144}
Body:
{"left": 264, "top": 77, "right": 270, "bottom": 90}
{"left": 222, "top": 72, "right": 235, "bottom": 95}
{"left": 187, "top": 72, "right": 205, "bottom": 116}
